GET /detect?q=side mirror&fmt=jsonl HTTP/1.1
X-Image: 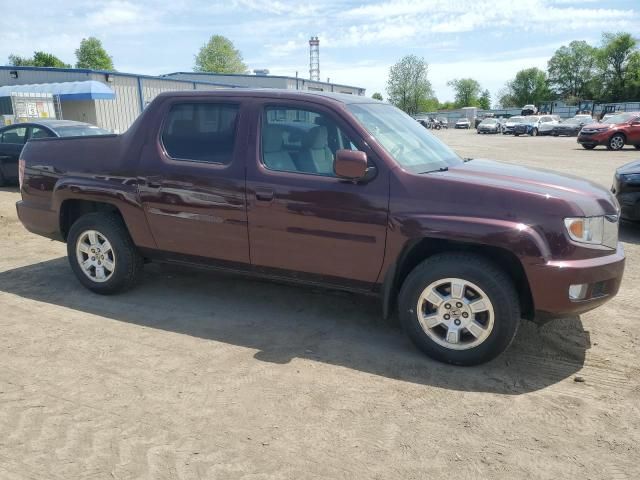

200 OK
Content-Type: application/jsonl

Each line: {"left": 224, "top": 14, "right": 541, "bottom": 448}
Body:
{"left": 334, "top": 149, "right": 367, "bottom": 180}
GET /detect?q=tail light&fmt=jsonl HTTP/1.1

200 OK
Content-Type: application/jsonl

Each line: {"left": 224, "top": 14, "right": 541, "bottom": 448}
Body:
{"left": 18, "top": 157, "right": 25, "bottom": 190}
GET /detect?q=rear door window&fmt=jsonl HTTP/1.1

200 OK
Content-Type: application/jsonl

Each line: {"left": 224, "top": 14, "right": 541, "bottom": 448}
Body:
{"left": 161, "top": 103, "right": 240, "bottom": 164}
{"left": 29, "top": 127, "right": 55, "bottom": 139}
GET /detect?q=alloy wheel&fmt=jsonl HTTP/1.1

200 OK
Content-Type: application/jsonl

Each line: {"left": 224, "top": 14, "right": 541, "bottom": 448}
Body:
{"left": 416, "top": 277, "right": 495, "bottom": 350}
{"left": 75, "top": 230, "right": 116, "bottom": 283}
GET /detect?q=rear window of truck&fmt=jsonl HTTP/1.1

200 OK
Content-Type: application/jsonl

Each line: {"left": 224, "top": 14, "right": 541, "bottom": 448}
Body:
{"left": 161, "top": 103, "right": 240, "bottom": 164}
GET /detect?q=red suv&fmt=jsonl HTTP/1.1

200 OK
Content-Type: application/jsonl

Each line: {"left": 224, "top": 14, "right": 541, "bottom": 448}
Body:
{"left": 578, "top": 112, "right": 640, "bottom": 150}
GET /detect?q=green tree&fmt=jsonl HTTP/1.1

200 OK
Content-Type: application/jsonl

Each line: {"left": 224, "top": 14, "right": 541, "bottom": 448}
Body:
{"left": 386, "top": 55, "right": 435, "bottom": 115}
{"left": 597, "top": 32, "right": 637, "bottom": 101}
{"left": 447, "top": 78, "right": 482, "bottom": 107}
{"left": 75, "top": 37, "right": 114, "bottom": 70}
{"left": 194, "top": 35, "right": 247, "bottom": 74}
{"left": 8, "top": 51, "right": 70, "bottom": 68}
{"left": 624, "top": 51, "right": 640, "bottom": 100}
{"left": 547, "top": 40, "right": 597, "bottom": 100}
{"left": 478, "top": 89, "right": 491, "bottom": 110}
{"left": 500, "top": 68, "right": 551, "bottom": 107}
{"left": 371, "top": 92, "right": 383, "bottom": 101}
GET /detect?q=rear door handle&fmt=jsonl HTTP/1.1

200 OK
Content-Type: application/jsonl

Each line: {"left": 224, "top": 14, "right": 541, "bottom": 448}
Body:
{"left": 255, "top": 188, "right": 274, "bottom": 202}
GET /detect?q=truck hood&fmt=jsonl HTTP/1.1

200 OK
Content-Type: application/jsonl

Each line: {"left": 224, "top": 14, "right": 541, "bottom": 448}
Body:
{"left": 442, "top": 159, "right": 618, "bottom": 216}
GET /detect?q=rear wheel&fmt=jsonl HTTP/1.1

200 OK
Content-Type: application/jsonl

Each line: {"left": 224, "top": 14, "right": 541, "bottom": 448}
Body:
{"left": 398, "top": 253, "right": 520, "bottom": 366}
{"left": 607, "top": 133, "right": 625, "bottom": 151}
{"left": 531, "top": 128, "right": 538, "bottom": 137}
{"left": 67, "top": 212, "right": 143, "bottom": 294}
{"left": 581, "top": 144, "right": 596, "bottom": 150}
{"left": 634, "top": 145, "right": 640, "bottom": 150}
{"left": 0, "top": 170, "right": 5, "bottom": 187}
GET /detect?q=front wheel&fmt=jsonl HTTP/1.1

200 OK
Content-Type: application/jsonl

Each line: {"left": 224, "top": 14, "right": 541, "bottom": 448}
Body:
{"left": 398, "top": 253, "right": 520, "bottom": 366}
{"left": 531, "top": 128, "right": 538, "bottom": 137}
{"left": 67, "top": 212, "right": 143, "bottom": 294}
{"left": 634, "top": 145, "right": 640, "bottom": 150}
{"left": 581, "top": 144, "right": 596, "bottom": 150}
{"left": 607, "top": 133, "right": 625, "bottom": 151}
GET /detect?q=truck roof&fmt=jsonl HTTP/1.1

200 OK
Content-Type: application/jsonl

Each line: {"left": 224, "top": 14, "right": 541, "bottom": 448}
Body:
{"left": 154, "top": 88, "right": 380, "bottom": 105}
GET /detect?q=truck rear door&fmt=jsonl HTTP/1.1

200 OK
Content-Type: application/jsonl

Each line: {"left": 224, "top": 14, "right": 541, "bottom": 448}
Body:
{"left": 137, "top": 98, "right": 250, "bottom": 265}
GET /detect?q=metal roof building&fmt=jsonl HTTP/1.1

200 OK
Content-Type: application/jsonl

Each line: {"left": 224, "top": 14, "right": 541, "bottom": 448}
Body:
{"left": 162, "top": 72, "right": 366, "bottom": 96}
{"left": 0, "top": 66, "right": 366, "bottom": 133}
{"left": 0, "top": 66, "right": 238, "bottom": 133}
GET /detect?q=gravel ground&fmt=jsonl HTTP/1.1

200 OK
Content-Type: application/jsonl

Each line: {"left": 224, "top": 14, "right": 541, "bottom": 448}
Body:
{"left": 0, "top": 129, "right": 639, "bottom": 479}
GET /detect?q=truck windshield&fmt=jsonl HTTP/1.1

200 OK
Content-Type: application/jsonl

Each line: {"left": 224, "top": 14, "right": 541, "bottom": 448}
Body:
{"left": 347, "top": 103, "right": 462, "bottom": 173}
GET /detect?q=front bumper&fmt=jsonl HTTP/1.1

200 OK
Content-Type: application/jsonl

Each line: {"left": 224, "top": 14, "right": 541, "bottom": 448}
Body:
{"left": 526, "top": 244, "right": 625, "bottom": 320}
{"left": 577, "top": 131, "right": 609, "bottom": 146}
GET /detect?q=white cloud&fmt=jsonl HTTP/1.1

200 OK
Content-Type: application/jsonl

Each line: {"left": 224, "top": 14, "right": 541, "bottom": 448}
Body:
{"left": 86, "top": 1, "right": 145, "bottom": 27}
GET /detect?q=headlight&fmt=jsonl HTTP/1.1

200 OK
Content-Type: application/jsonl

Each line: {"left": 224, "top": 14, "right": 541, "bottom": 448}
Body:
{"left": 564, "top": 216, "right": 605, "bottom": 244}
{"left": 564, "top": 215, "right": 618, "bottom": 248}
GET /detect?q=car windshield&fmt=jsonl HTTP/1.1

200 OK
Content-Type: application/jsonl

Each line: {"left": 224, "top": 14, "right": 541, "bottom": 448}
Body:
{"left": 457, "top": 118, "right": 469, "bottom": 123}
{"left": 601, "top": 113, "right": 635, "bottom": 124}
{"left": 53, "top": 125, "right": 111, "bottom": 137}
{"left": 508, "top": 117, "right": 525, "bottom": 123}
{"left": 480, "top": 119, "right": 497, "bottom": 124}
{"left": 347, "top": 103, "right": 462, "bottom": 173}
{"left": 563, "top": 118, "right": 582, "bottom": 124}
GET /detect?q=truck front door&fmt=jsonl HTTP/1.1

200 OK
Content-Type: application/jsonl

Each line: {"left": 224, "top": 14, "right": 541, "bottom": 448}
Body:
{"left": 138, "top": 98, "right": 250, "bottom": 265}
{"left": 245, "top": 101, "right": 389, "bottom": 289}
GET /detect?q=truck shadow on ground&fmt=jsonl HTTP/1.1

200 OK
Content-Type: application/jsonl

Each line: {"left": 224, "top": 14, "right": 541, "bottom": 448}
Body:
{"left": 0, "top": 258, "right": 589, "bottom": 394}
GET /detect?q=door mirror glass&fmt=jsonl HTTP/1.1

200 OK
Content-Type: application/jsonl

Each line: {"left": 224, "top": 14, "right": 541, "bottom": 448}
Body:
{"left": 334, "top": 149, "right": 367, "bottom": 179}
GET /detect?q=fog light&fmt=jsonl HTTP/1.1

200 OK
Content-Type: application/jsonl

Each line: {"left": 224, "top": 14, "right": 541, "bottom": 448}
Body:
{"left": 569, "top": 283, "right": 588, "bottom": 301}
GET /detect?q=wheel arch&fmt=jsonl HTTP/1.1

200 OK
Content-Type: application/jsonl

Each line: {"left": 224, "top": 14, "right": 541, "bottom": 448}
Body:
{"left": 382, "top": 238, "right": 534, "bottom": 321}
{"left": 59, "top": 199, "right": 125, "bottom": 241}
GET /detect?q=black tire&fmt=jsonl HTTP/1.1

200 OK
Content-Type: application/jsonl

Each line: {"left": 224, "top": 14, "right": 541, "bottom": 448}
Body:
{"left": 0, "top": 169, "right": 5, "bottom": 187}
{"left": 67, "top": 212, "right": 143, "bottom": 294}
{"left": 581, "top": 144, "right": 596, "bottom": 150}
{"left": 514, "top": 133, "right": 520, "bottom": 137}
{"left": 531, "top": 128, "right": 538, "bottom": 137}
{"left": 634, "top": 145, "right": 640, "bottom": 150}
{"left": 607, "top": 133, "right": 625, "bottom": 151}
{"left": 398, "top": 253, "right": 520, "bottom": 366}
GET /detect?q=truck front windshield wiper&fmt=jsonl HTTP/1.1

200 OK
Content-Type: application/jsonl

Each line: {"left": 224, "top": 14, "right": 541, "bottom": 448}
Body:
{"left": 420, "top": 166, "right": 449, "bottom": 174}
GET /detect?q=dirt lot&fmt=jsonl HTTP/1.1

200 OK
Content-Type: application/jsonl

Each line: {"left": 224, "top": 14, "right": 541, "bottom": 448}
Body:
{"left": 1, "top": 130, "right": 639, "bottom": 479}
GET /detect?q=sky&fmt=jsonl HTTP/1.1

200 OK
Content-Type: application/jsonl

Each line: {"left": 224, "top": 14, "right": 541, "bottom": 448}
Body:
{"left": 0, "top": 0, "right": 638, "bottom": 103}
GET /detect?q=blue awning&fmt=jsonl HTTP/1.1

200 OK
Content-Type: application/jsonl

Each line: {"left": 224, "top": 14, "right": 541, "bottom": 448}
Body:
{"left": 0, "top": 80, "right": 115, "bottom": 101}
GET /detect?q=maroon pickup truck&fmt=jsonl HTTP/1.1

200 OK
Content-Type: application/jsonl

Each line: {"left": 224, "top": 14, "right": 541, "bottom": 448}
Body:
{"left": 16, "top": 90, "right": 625, "bottom": 365}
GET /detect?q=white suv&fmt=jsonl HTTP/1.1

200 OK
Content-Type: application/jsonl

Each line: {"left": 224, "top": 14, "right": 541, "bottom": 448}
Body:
{"left": 537, "top": 115, "right": 561, "bottom": 136}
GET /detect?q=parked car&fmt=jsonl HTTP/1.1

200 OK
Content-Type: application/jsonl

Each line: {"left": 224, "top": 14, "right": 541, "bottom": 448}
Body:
{"left": 16, "top": 90, "right": 625, "bottom": 366}
{"left": 436, "top": 117, "right": 449, "bottom": 129}
{"left": 476, "top": 118, "right": 501, "bottom": 134}
{"left": 502, "top": 116, "right": 525, "bottom": 135}
{"left": 514, "top": 115, "right": 561, "bottom": 137}
{"left": 552, "top": 117, "right": 589, "bottom": 137}
{"left": 537, "top": 115, "right": 562, "bottom": 136}
{"left": 0, "top": 120, "right": 110, "bottom": 186}
{"left": 577, "top": 112, "right": 640, "bottom": 151}
{"left": 521, "top": 104, "right": 537, "bottom": 116}
{"left": 612, "top": 160, "right": 640, "bottom": 221}
{"left": 454, "top": 118, "right": 471, "bottom": 129}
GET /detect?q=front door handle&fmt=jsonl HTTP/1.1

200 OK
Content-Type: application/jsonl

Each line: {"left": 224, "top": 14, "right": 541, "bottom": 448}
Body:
{"left": 255, "top": 188, "right": 274, "bottom": 202}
